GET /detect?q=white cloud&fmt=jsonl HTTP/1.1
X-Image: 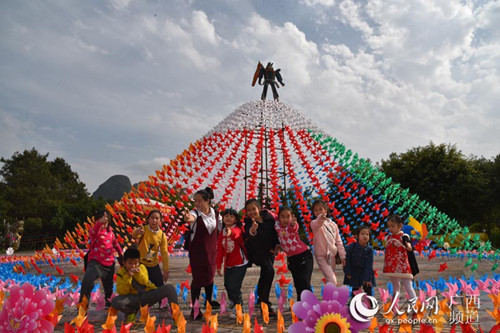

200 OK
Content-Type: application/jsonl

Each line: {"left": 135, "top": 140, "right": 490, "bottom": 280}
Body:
{"left": 0, "top": 0, "right": 499, "bottom": 193}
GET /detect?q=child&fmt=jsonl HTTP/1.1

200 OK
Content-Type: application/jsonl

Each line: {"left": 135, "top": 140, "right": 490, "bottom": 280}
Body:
{"left": 310, "top": 199, "right": 346, "bottom": 285}
{"left": 383, "top": 214, "right": 417, "bottom": 301}
{"left": 112, "top": 248, "right": 178, "bottom": 323}
{"left": 244, "top": 198, "right": 279, "bottom": 316}
{"left": 183, "top": 187, "right": 222, "bottom": 320}
{"left": 344, "top": 226, "right": 376, "bottom": 296}
{"left": 275, "top": 206, "right": 313, "bottom": 301}
{"left": 216, "top": 208, "right": 248, "bottom": 311}
{"left": 79, "top": 209, "right": 123, "bottom": 309}
{"left": 132, "top": 209, "right": 170, "bottom": 287}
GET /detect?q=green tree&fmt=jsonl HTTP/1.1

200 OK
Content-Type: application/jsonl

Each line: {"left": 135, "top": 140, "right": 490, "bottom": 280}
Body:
{"left": 0, "top": 148, "right": 100, "bottom": 236}
{"left": 380, "top": 142, "right": 494, "bottom": 227}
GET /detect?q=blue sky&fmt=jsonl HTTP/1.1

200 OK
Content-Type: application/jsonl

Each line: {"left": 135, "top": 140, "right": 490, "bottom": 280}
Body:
{"left": 1, "top": 0, "right": 499, "bottom": 193}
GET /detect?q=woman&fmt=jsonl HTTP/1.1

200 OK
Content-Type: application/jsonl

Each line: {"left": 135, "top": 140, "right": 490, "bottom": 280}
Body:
{"left": 183, "top": 187, "right": 222, "bottom": 319}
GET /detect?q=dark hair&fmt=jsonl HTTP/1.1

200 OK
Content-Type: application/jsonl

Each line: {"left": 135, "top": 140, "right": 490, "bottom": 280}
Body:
{"left": 147, "top": 209, "right": 162, "bottom": 221}
{"left": 123, "top": 248, "right": 141, "bottom": 261}
{"left": 245, "top": 198, "right": 261, "bottom": 210}
{"left": 387, "top": 214, "right": 403, "bottom": 225}
{"left": 278, "top": 206, "right": 293, "bottom": 217}
{"left": 311, "top": 199, "right": 329, "bottom": 217}
{"left": 195, "top": 187, "right": 214, "bottom": 203}
{"left": 95, "top": 209, "right": 110, "bottom": 220}
{"left": 355, "top": 226, "right": 370, "bottom": 236}
{"left": 222, "top": 208, "right": 242, "bottom": 228}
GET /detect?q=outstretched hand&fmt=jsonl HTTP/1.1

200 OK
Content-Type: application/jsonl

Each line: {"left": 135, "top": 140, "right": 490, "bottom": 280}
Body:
{"left": 183, "top": 211, "right": 194, "bottom": 224}
{"left": 317, "top": 213, "right": 327, "bottom": 223}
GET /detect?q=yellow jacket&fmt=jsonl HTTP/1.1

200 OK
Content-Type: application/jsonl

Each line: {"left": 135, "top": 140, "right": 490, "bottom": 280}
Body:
{"left": 132, "top": 226, "right": 169, "bottom": 269}
{"left": 116, "top": 264, "right": 157, "bottom": 295}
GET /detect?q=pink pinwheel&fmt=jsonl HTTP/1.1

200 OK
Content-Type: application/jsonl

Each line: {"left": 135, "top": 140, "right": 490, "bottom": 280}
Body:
{"left": 442, "top": 283, "right": 459, "bottom": 303}
{"left": 278, "top": 289, "right": 286, "bottom": 314}
{"left": 459, "top": 279, "right": 475, "bottom": 295}
{"left": 160, "top": 296, "right": 169, "bottom": 309}
{"left": 378, "top": 288, "right": 391, "bottom": 304}
{"left": 425, "top": 287, "right": 436, "bottom": 299}
{"left": 0, "top": 282, "right": 55, "bottom": 333}
{"left": 248, "top": 291, "right": 255, "bottom": 318}
{"left": 477, "top": 279, "right": 491, "bottom": 293}
{"left": 193, "top": 298, "right": 200, "bottom": 320}
{"left": 488, "top": 280, "right": 500, "bottom": 294}
{"left": 65, "top": 290, "right": 80, "bottom": 307}
{"left": 418, "top": 290, "right": 426, "bottom": 303}
{"left": 219, "top": 292, "right": 227, "bottom": 315}
{"left": 289, "top": 283, "right": 370, "bottom": 333}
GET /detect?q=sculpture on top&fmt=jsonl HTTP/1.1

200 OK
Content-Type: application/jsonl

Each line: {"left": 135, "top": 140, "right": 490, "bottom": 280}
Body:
{"left": 252, "top": 61, "right": 285, "bottom": 101}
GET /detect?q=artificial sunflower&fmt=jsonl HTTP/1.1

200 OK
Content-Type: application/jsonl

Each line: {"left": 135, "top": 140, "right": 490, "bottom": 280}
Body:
{"left": 315, "top": 313, "right": 351, "bottom": 333}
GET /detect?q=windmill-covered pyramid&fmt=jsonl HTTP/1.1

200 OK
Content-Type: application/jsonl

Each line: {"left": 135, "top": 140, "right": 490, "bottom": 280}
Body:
{"left": 60, "top": 100, "right": 498, "bottom": 266}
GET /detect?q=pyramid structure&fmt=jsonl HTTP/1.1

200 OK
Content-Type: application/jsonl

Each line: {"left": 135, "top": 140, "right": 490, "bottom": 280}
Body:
{"left": 62, "top": 100, "right": 497, "bottom": 263}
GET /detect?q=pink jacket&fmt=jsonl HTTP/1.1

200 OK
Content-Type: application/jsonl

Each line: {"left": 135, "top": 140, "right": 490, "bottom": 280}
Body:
{"left": 311, "top": 217, "right": 346, "bottom": 259}
{"left": 88, "top": 222, "right": 123, "bottom": 267}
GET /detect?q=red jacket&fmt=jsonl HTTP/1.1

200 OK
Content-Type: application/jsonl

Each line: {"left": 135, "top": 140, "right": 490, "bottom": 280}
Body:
{"left": 216, "top": 225, "right": 248, "bottom": 270}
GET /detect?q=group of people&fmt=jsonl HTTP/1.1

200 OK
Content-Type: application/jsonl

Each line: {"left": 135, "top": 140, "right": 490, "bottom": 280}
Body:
{"left": 79, "top": 186, "right": 419, "bottom": 323}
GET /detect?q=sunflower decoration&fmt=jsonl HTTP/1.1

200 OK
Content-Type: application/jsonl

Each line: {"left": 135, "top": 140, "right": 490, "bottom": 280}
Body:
{"left": 315, "top": 313, "right": 351, "bottom": 333}
{"left": 289, "top": 283, "right": 370, "bottom": 333}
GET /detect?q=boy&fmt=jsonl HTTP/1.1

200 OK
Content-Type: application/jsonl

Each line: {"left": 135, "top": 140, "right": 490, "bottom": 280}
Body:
{"left": 111, "top": 248, "right": 178, "bottom": 323}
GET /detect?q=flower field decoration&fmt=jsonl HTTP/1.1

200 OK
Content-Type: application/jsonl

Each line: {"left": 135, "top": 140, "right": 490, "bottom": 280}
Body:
{"left": 289, "top": 282, "right": 370, "bottom": 333}
{"left": 0, "top": 282, "right": 55, "bottom": 333}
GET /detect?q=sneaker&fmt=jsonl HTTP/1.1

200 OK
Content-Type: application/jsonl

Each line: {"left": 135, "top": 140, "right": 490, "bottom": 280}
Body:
{"left": 125, "top": 312, "right": 136, "bottom": 324}
{"left": 209, "top": 300, "right": 220, "bottom": 309}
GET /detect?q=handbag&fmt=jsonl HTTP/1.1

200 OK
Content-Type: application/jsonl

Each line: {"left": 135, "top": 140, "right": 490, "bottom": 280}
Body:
{"left": 402, "top": 234, "right": 419, "bottom": 276}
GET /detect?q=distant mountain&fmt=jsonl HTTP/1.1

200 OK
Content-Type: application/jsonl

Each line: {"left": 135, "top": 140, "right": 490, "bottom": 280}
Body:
{"left": 92, "top": 175, "right": 132, "bottom": 201}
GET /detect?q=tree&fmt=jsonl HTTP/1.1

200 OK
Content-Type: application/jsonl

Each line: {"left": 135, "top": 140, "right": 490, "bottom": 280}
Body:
{"left": 0, "top": 148, "right": 99, "bottom": 236}
{"left": 380, "top": 142, "right": 495, "bottom": 227}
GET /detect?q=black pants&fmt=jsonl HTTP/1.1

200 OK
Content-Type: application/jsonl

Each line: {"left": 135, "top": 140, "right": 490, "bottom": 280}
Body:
{"left": 79, "top": 260, "right": 115, "bottom": 304}
{"left": 224, "top": 265, "right": 247, "bottom": 305}
{"left": 146, "top": 264, "right": 164, "bottom": 287}
{"left": 288, "top": 249, "right": 313, "bottom": 301}
{"left": 112, "top": 284, "right": 178, "bottom": 314}
{"left": 191, "top": 282, "right": 214, "bottom": 307}
{"left": 254, "top": 256, "right": 275, "bottom": 306}
{"left": 350, "top": 285, "right": 373, "bottom": 297}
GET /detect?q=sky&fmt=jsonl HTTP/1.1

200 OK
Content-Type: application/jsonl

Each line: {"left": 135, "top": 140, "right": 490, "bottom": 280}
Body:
{"left": 1, "top": 0, "right": 499, "bottom": 194}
